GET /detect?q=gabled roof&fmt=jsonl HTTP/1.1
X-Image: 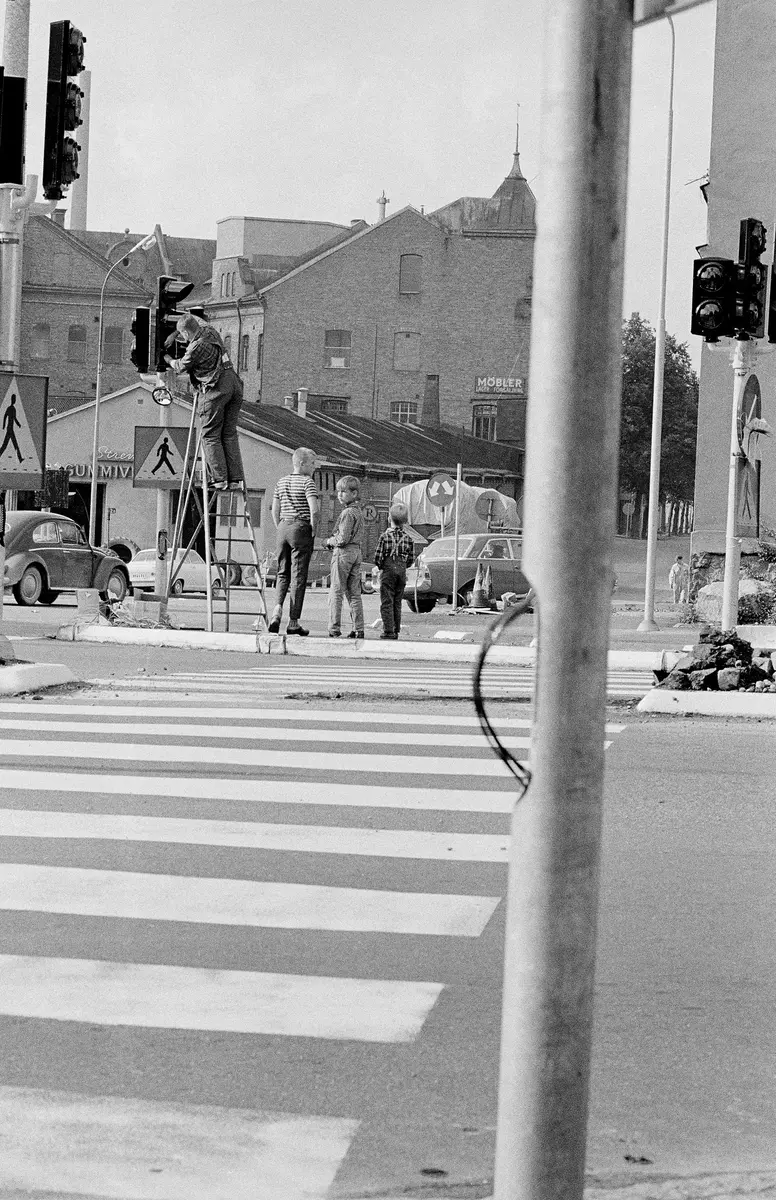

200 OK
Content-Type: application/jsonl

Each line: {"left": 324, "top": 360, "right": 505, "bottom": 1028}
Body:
{"left": 68, "top": 227, "right": 216, "bottom": 293}
{"left": 235, "top": 403, "right": 522, "bottom": 474}
{"left": 258, "top": 206, "right": 441, "bottom": 296}
{"left": 428, "top": 138, "right": 536, "bottom": 236}
{"left": 27, "top": 217, "right": 148, "bottom": 296}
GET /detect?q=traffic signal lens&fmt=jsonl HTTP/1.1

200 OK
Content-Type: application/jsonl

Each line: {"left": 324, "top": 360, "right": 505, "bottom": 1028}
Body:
{"left": 697, "top": 262, "right": 726, "bottom": 293}
{"left": 696, "top": 300, "right": 727, "bottom": 333}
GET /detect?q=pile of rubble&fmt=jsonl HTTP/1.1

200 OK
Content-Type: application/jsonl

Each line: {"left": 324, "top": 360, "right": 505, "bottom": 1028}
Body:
{"left": 657, "top": 628, "right": 776, "bottom": 693}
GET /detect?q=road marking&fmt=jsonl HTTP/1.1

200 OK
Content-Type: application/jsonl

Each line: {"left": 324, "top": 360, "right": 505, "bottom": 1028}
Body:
{"left": 0, "top": 808, "right": 510, "bottom": 861}
{"left": 0, "top": 716, "right": 532, "bottom": 750}
{"left": 0, "top": 1087, "right": 358, "bottom": 1200}
{"left": 0, "top": 956, "right": 443, "bottom": 1042}
{"left": 0, "top": 864, "right": 500, "bottom": 936}
{"left": 0, "top": 768, "right": 516, "bottom": 811}
{"left": 0, "top": 738, "right": 524, "bottom": 774}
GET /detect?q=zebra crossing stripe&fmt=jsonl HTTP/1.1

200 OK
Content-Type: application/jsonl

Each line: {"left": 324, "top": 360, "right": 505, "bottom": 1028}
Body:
{"left": 0, "top": 955, "right": 443, "bottom": 1042}
{"left": 0, "top": 716, "right": 532, "bottom": 750}
{"left": 0, "top": 1085, "right": 359, "bottom": 1199}
{"left": 0, "top": 737, "right": 523, "bottom": 774}
{"left": 0, "top": 864, "right": 500, "bottom": 936}
{"left": 0, "top": 768, "right": 515, "bottom": 811}
{"left": 0, "top": 809, "right": 510, "bottom": 861}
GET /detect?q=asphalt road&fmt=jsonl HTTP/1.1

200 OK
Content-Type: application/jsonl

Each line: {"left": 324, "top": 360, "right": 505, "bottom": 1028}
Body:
{"left": 0, "top": 663, "right": 774, "bottom": 1198}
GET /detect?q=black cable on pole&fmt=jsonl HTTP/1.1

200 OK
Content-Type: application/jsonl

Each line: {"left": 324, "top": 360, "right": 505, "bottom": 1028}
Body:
{"left": 472, "top": 591, "right": 535, "bottom": 798}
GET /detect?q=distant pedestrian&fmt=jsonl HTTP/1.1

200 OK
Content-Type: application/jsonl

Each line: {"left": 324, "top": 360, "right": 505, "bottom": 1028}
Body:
{"left": 326, "top": 475, "right": 365, "bottom": 639}
{"left": 668, "top": 554, "right": 689, "bottom": 604}
{"left": 374, "top": 501, "right": 415, "bottom": 640}
{"left": 268, "top": 447, "right": 320, "bottom": 636}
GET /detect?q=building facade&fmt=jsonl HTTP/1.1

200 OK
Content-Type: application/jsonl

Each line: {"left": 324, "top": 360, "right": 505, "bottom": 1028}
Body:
{"left": 693, "top": 0, "right": 776, "bottom": 554}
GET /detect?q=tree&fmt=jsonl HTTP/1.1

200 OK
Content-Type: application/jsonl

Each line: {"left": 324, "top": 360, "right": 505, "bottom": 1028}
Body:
{"left": 619, "top": 313, "right": 699, "bottom": 514}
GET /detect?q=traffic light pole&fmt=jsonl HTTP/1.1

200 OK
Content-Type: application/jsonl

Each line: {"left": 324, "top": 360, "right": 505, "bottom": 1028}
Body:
{"left": 492, "top": 1, "right": 632, "bottom": 1198}
{"left": 720, "top": 337, "right": 750, "bottom": 631}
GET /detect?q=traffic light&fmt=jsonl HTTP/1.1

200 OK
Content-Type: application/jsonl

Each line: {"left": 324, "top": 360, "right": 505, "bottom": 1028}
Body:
{"left": 736, "top": 217, "right": 768, "bottom": 338}
{"left": 690, "top": 257, "right": 735, "bottom": 341}
{"left": 153, "top": 276, "right": 194, "bottom": 370}
{"left": 129, "top": 307, "right": 151, "bottom": 374}
{"left": 0, "top": 66, "right": 27, "bottom": 184}
{"left": 42, "top": 20, "right": 86, "bottom": 201}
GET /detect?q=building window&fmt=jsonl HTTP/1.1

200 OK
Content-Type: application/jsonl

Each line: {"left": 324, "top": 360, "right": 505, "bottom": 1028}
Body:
{"left": 389, "top": 400, "right": 418, "bottom": 425}
{"left": 393, "top": 331, "right": 421, "bottom": 371}
{"left": 399, "top": 254, "right": 422, "bottom": 294}
{"left": 320, "top": 397, "right": 348, "bottom": 413}
{"left": 67, "top": 324, "right": 87, "bottom": 364}
{"left": 324, "top": 329, "right": 351, "bottom": 369}
{"left": 103, "top": 326, "right": 124, "bottom": 364}
{"left": 472, "top": 403, "right": 498, "bottom": 441}
{"left": 256, "top": 332, "right": 264, "bottom": 370}
{"left": 239, "top": 334, "right": 250, "bottom": 371}
{"left": 30, "top": 322, "right": 50, "bottom": 359}
{"left": 223, "top": 334, "right": 232, "bottom": 358}
{"left": 220, "top": 274, "right": 226, "bottom": 297}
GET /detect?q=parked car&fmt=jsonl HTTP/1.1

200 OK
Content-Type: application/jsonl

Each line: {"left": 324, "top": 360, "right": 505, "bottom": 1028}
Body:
{"left": 128, "top": 549, "right": 225, "bottom": 596}
{"left": 403, "top": 533, "right": 530, "bottom": 612}
{"left": 261, "top": 546, "right": 332, "bottom": 586}
{"left": 2, "top": 511, "right": 130, "bottom": 606}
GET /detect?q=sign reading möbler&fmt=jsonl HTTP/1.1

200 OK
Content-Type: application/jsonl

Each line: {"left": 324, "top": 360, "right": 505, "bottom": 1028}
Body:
{"left": 474, "top": 375, "right": 525, "bottom": 395}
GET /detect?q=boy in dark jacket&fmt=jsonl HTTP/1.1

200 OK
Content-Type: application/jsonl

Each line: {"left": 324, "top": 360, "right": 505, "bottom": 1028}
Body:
{"left": 326, "top": 475, "right": 365, "bottom": 638}
{"left": 373, "top": 502, "right": 415, "bottom": 639}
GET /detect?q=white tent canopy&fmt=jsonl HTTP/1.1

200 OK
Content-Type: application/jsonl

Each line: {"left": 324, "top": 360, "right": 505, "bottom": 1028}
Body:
{"left": 392, "top": 479, "right": 519, "bottom": 533}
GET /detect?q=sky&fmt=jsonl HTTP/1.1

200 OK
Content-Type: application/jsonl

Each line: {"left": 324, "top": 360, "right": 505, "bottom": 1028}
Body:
{"left": 4, "top": 0, "right": 716, "bottom": 368}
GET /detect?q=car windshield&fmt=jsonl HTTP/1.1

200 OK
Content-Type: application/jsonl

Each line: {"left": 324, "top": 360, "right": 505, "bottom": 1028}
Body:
{"left": 133, "top": 551, "right": 156, "bottom": 562}
{"left": 422, "top": 538, "right": 475, "bottom": 560}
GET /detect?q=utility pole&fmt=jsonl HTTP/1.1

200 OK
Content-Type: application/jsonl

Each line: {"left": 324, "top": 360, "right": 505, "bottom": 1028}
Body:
{"left": 0, "top": 0, "right": 36, "bottom": 658}
{"left": 492, "top": 1, "right": 633, "bottom": 1197}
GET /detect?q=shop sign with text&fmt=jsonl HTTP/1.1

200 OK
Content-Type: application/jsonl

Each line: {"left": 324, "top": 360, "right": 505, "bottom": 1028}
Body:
{"left": 474, "top": 375, "right": 525, "bottom": 395}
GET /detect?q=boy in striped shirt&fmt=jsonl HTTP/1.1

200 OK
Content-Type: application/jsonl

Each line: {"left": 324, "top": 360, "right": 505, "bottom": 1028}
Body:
{"left": 268, "top": 447, "right": 319, "bottom": 635}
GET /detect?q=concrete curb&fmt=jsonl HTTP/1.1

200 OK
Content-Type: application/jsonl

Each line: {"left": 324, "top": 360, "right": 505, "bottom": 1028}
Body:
{"left": 638, "top": 688, "right": 776, "bottom": 717}
{"left": 0, "top": 662, "right": 78, "bottom": 695}
{"left": 54, "top": 621, "right": 664, "bottom": 669}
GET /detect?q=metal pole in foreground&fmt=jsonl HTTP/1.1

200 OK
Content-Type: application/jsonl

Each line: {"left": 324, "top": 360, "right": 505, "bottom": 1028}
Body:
{"left": 493, "top": 1, "right": 633, "bottom": 1197}
{"left": 451, "top": 462, "right": 462, "bottom": 610}
{"left": 638, "top": 13, "right": 676, "bottom": 633}
{"left": 719, "top": 337, "right": 749, "bottom": 631}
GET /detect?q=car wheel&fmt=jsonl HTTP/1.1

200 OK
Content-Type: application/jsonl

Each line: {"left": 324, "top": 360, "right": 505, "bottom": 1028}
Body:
{"left": 105, "top": 569, "right": 128, "bottom": 603}
{"left": 416, "top": 596, "right": 437, "bottom": 613}
{"left": 404, "top": 596, "right": 418, "bottom": 613}
{"left": 171, "top": 578, "right": 185, "bottom": 596}
{"left": 211, "top": 577, "right": 224, "bottom": 593}
{"left": 39, "top": 588, "right": 61, "bottom": 605}
{"left": 241, "top": 565, "right": 258, "bottom": 587}
{"left": 13, "top": 565, "right": 44, "bottom": 606}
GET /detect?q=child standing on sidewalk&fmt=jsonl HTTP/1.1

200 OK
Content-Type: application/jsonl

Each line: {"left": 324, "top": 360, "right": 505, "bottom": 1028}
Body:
{"left": 373, "top": 501, "right": 415, "bottom": 640}
{"left": 326, "top": 476, "right": 365, "bottom": 638}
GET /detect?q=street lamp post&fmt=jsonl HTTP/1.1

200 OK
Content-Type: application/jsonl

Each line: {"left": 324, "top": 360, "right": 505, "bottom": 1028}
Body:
{"left": 88, "top": 234, "right": 155, "bottom": 545}
{"left": 638, "top": 13, "right": 676, "bottom": 632}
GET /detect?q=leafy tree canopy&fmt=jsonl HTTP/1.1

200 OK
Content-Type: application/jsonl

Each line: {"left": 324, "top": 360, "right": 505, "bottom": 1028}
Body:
{"left": 619, "top": 312, "right": 698, "bottom": 502}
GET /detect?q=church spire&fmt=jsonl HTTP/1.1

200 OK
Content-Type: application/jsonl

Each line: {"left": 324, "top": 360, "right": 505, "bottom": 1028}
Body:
{"left": 508, "top": 103, "right": 526, "bottom": 180}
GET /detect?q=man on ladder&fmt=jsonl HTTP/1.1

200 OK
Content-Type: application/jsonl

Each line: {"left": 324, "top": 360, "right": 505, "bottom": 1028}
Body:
{"left": 165, "top": 313, "right": 245, "bottom": 491}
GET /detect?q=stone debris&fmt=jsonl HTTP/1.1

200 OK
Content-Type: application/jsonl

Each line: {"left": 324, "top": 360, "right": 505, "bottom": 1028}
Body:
{"left": 655, "top": 627, "right": 776, "bottom": 693}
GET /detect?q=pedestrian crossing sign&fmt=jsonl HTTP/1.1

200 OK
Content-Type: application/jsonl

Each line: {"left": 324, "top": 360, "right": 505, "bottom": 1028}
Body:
{"left": 0, "top": 373, "right": 47, "bottom": 490}
{"left": 133, "top": 425, "right": 190, "bottom": 489}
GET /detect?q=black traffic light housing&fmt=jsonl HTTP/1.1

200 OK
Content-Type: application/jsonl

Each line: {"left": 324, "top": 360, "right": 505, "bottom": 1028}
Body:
{"left": 154, "top": 276, "right": 195, "bottom": 370}
{"left": 42, "top": 20, "right": 86, "bottom": 201}
{"left": 690, "top": 257, "right": 736, "bottom": 342}
{"left": 130, "top": 307, "right": 151, "bottom": 374}
{"left": 736, "top": 218, "right": 768, "bottom": 338}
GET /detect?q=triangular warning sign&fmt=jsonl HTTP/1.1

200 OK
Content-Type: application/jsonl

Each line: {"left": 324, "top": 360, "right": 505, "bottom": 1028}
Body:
{"left": 0, "top": 377, "right": 42, "bottom": 477}
{"left": 135, "top": 431, "right": 186, "bottom": 483}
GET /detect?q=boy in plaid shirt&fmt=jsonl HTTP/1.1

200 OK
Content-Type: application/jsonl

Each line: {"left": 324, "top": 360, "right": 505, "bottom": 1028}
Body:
{"left": 373, "top": 501, "right": 415, "bottom": 639}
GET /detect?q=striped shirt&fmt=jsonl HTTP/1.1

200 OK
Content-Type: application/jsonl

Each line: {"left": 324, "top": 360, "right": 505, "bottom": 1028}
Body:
{"left": 273, "top": 472, "right": 319, "bottom": 523}
{"left": 374, "top": 525, "right": 415, "bottom": 568}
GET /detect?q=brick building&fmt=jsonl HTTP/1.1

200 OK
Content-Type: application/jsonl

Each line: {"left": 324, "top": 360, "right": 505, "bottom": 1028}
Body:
{"left": 194, "top": 141, "right": 536, "bottom": 446}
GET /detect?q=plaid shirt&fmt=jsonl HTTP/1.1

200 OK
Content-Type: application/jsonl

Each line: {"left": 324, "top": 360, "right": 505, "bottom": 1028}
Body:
{"left": 172, "top": 322, "right": 230, "bottom": 390}
{"left": 374, "top": 525, "right": 415, "bottom": 568}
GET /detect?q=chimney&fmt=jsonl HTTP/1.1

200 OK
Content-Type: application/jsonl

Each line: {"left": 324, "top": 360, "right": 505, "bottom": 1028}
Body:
{"left": 283, "top": 395, "right": 295, "bottom": 409}
{"left": 296, "top": 387, "right": 308, "bottom": 418}
{"left": 376, "top": 190, "right": 389, "bottom": 222}
{"left": 52, "top": 209, "right": 66, "bottom": 226}
{"left": 420, "top": 374, "right": 440, "bottom": 428}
